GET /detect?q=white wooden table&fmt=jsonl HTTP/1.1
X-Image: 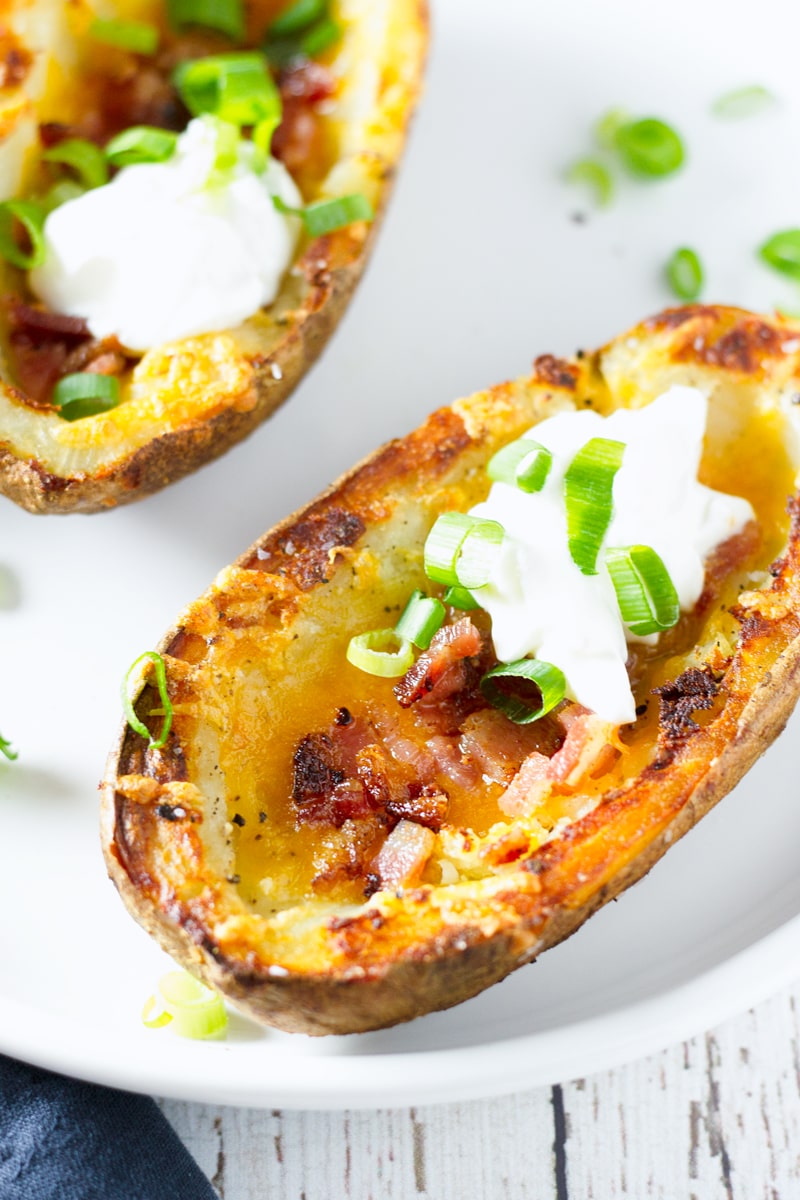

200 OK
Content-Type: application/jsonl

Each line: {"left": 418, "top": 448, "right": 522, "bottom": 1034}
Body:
{"left": 158, "top": 978, "right": 800, "bottom": 1198}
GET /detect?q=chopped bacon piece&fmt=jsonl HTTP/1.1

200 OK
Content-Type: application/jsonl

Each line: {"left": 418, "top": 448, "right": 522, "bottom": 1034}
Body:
{"left": 371, "top": 820, "right": 436, "bottom": 891}
{"left": 385, "top": 784, "right": 449, "bottom": 832}
{"left": 497, "top": 712, "right": 619, "bottom": 819}
{"left": 424, "top": 735, "right": 480, "bottom": 789}
{"left": 5, "top": 299, "right": 92, "bottom": 406}
{"left": 459, "top": 707, "right": 564, "bottom": 785}
{"left": 272, "top": 61, "right": 335, "bottom": 177}
{"left": 394, "top": 618, "right": 482, "bottom": 708}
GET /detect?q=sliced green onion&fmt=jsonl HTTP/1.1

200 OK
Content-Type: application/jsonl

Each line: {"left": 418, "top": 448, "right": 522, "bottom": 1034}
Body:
{"left": 53, "top": 372, "right": 120, "bottom": 420}
{"left": 173, "top": 52, "right": 281, "bottom": 128}
{"left": 269, "top": 0, "right": 328, "bottom": 37}
{"left": 443, "top": 584, "right": 480, "bottom": 610}
{"left": 0, "top": 199, "right": 46, "bottom": 269}
{"left": 121, "top": 651, "right": 174, "bottom": 750}
{"left": 487, "top": 437, "right": 552, "bottom": 494}
{"left": 759, "top": 230, "right": 800, "bottom": 280}
{"left": 143, "top": 971, "right": 228, "bottom": 1040}
{"left": 595, "top": 107, "right": 629, "bottom": 150}
{"left": 346, "top": 628, "right": 414, "bottom": 677}
{"left": 0, "top": 731, "right": 17, "bottom": 761}
{"left": 424, "top": 513, "right": 504, "bottom": 589}
{"left": 564, "top": 437, "right": 625, "bottom": 575}
{"left": 615, "top": 117, "right": 685, "bottom": 178}
{"left": 480, "top": 658, "right": 566, "bottom": 725}
{"left": 42, "top": 138, "right": 109, "bottom": 190}
{"left": 89, "top": 17, "right": 159, "bottom": 55}
{"left": 394, "top": 590, "right": 445, "bottom": 650}
{"left": 205, "top": 115, "right": 240, "bottom": 175}
{"left": 167, "top": 0, "right": 245, "bottom": 41}
{"left": 665, "top": 246, "right": 704, "bottom": 301}
{"left": 105, "top": 126, "right": 179, "bottom": 167}
{"left": 273, "top": 192, "right": 373, "bottom": 235}
{"left": 565, "top": 159, "right": 614, "bottom": 208}
{"left": 303, "top": 194, "right": 373, "bottom": 236}
{"left": 606, "top": 545, "right": 680, "bottom": 636}
{"left": 39, "top": 179, "right": 86, "bottom": 215}
{"left": 712, "top": 85, "right": 776, "bottom": 120}
{"left": 265, "top": 17, "right": 342, "bottom": 66}
{"left": 252, "top": 115, "right": 281, "bottom": 162}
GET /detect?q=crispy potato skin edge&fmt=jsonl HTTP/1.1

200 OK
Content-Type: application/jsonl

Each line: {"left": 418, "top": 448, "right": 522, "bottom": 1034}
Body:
{"left": 101, "top": 305, "right": 800, "bottom": 1034}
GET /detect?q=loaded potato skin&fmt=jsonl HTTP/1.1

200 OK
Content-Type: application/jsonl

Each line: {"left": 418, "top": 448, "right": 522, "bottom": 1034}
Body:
{"left": 102, "top": 306, "right": 800, "bottom": 1034}
{"left": 0, "top": 0, "right": 427, "bottom": 512}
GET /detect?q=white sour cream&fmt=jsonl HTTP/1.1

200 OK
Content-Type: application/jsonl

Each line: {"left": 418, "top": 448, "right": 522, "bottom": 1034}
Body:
{"left": 470, "top": 386, "right": 754, "bottom": 725}
{"left": 29, "top": 117, "right": 303, "bottom": 352}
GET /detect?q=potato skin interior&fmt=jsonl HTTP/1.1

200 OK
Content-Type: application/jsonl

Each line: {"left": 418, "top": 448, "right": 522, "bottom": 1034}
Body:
{"left": 0, "top": 0, "right": 428, "bottom": 512}
{"left": 102, "top": 306, "right": 800, "bottom": 1035}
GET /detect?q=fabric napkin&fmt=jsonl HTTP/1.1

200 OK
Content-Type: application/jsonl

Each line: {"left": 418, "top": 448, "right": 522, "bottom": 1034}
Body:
{"left": 0, "top": 1054, "right": 218, "bottom": 1200}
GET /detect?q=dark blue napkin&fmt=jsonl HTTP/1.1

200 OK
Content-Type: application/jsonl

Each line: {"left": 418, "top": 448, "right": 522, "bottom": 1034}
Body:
{"left": 0, "top": 1054, "right": 218, "bottom": 1200}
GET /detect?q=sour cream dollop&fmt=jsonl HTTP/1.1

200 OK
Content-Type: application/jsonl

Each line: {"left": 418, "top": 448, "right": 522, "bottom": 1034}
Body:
{"left": 470, "top": 386, "right": 754, "bottom": 725}
{"left": 29, "top": 117, "right": 302, "bottom": 352}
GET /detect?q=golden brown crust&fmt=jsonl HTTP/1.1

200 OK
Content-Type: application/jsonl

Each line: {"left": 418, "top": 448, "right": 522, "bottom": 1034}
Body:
{"left": 101, "top": 305, "right": 800, "bottom": 1034}
{"left": 0, "top": 0, "right": 428, "bottom": 513}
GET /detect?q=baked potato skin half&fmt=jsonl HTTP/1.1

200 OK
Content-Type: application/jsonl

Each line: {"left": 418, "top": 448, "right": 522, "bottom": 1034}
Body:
{"left": 0, "top": 0, "right": 428, "bottom": 513}
{"left": 102, "top": 306, "right": 800, "bottom": 1035}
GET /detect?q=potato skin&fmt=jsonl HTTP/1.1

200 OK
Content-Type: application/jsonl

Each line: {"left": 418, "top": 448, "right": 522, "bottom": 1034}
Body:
{"left": 0, "top": 0, "right": 428, "bottom": 513}
{"left": 101, "top": 306, "right": 800, "bottom": 1035}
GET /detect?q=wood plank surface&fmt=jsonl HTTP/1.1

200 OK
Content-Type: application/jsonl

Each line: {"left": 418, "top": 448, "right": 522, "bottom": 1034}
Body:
{"left": 158, "top": 981, "right": 800, "bottom": 1198}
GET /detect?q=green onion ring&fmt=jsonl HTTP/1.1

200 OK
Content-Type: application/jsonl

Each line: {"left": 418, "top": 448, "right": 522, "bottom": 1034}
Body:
{"left": 105, "top": 126, "right": 179, "bottom": 168}
{"left": 173, "top": 52, "right": 281, "bottom": 128}
{"left": 143, "top": 971, "right": 228, "bottom": 1039}
{"left": 167, "top": 0, "right": 245, "bottom": 41}
{"left": 565, "top": 159, "right": 614, "bottom": 208}
{"left": 712, "top": 85, "right": 776, "bottom": 120}
{"left": 606, "top": 545, "right": 680, "bottom": 636}
{"left": 759, "top": 230, "right": 800, "bottom": 280}
{"left": 0, "top": 199, "right": 47, "bottom": 269}
{"left": 52, "top": 373, "right": 120, "bottom": 421}
{"left": 346, "top": 629, "right": 414, "bottom": 677}
{"left": 394, "top": 590, "right": 446, "bottom": 650}
{"left": 42, "top": 138, "right": 109, "bottom": 190}
{"left": 269, "top": 0, "right": 328, "bottom": 37}
{"left": 615, "top": 117, "right": 685, "bottom": 178}
{"left": 487, "top": 437, "right": 553, "bottom": 493}
{"left": 665, "top": 246, "right": 704, "bottom": 301}
{"left": 480, "top": 658, "right": 567, "bottom": 725}
{"left": 0, "top": 731, "right": 18, "bottom": 761}
{"left": 564, "top": 437, "right": 625, "bottom": 575}
{"left": 121, "top": 651, "right": 174, "bottom": 750}
{"left": 443, "top": 585, "right": 480, "bottom": 611}
{"left": 89, "top": 18, "right": 159, "bottom": 55}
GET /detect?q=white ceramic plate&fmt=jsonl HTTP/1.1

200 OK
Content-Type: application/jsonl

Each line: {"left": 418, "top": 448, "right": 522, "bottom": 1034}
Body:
{"left": 2, "top": 0, "right": 800, "bottom": 1111}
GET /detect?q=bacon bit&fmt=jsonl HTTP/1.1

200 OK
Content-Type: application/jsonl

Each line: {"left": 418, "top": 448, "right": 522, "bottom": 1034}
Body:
{"left": 424, "top": 735, "right": 480, "bottom": 789}
{"left": 5, "top": 299, "right": 93, "bottom": 406}
{"left": 497, "top": 712, "right": 619, "bottom": 819}
{"left": 394, "top": 618, "right": 482, "bottom": 708}
{"left": 311, "top": 816, "right": 384, "bottom": 889}
{"left": 6, "top": 300, "right": 89, "bottom": 341}
{"left": 371, "top": 820, "right": 436, "bottom": 891}
{"left": 385, "top": 784, "right": 449, "bottom": 833}
{"left": 367, "top": 704, "right": 437, "bottom": 780}
{"left": 272, "top": 62, "right": 335, "bottom": 177}
{"left": 459, "top": 707, "right": 564, "bottom": 785}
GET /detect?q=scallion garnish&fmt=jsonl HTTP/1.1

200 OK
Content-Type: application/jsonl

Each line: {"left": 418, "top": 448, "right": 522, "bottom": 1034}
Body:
{"left": 105, "top": 126, "right": 179, "bottom": 167}
{"left": 346, "top": 628, "right": 414, "bottom": 677}
{"left": 712, "top": 85, "right": 776, "bottom": 120}
{"left": 142, "top": 971, "right": 228, "bottom": 1040}
{"left": 122, "top": 651, "right": 174, "bottom": 749}
{"left": 565, "top": 159, "right": 614, "bottom": 208}
{"left": 0, "top": 732, "right": 17, "bottom": 761}
{"left": 487, "top": 437, "right": 552, "bottom": 494}
{"left": 665, "top": 246, "right": 704, "bottom": 301}
{"left": 759, "top": 230, "right": 800, "bottom": 280}
{"left": 42, "top": 138, "right": 109, "bottom": 191}
{"left": 0, "top": 199, "right": 46, "bottom": 269}
{"left": 166, "top": 0, "right": 245, "bottom": 41}
{"left": 265, "top": 16, "right": 341, "bottom": 67}
{"left": 40, "top": 180, "right": 86, "bottom": 215}
{"left": 275, "top": 193, "right": 373, "bottom": 236}
{"left": 89, "top": 17, "right": 159, "bottom": 55}
{"left": 564, "top": 437, "right": 625, "bottom": 575}
{"left": 52, "top": 373, "right": 120, "bottom": 421}
{"left": 595, "top": 108, "right": 629, "bottom": 150}
{"left": 606, "top": 545, "right": 680, "bottom": 636}
{"left": 394, "top": 590, "right": 445, "bottom": 650}
{"left": 269, "top": 0, "right": 328, "bottom": 37}
{"left": 443, "top": 585, "right": 480, "bottom": 610}
{"left": 173, "top": 52, "right": 281, "bottom": 128}
{"left": 424, "top": 512, "right": 504, "bottom": 590}
{"left": 480, "top": 658, "right": 566, "bottom": 725}
{"left": 615, "top": 117, "right": 685, "bottom": 178}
